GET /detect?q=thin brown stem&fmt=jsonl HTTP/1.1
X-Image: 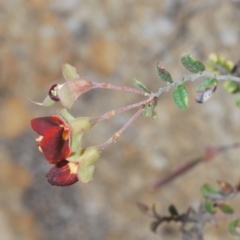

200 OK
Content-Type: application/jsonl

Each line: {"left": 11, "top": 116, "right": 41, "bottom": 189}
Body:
{"left": 149, "top": 142, "right": 240, "bottom": 191}
{"left": 99, "top": 108, "right": 144, "bottom": 150}
{"left": 91, "top": 97, "right": 153, "bottom": 124}
{"left": 93, "top": 82, "right": 148, "bottom": 96}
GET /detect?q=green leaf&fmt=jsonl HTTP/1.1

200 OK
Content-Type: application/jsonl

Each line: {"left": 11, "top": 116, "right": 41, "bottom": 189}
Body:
{"left": 157, "top": 62, "right": 173, "bottom": 83}
{"left": 131, "top": 78, "right": 151, "bottom": 94}
{"left": 195, "top": 78, "right": 218, "bottom": 103}
{"left": 151, "top": 98, "right": 158, "bottom": 119}
{"left": 150, "top": 221, "right": 161, "bottom": 233}
{"left": 172, "top": 84, "right": 189, "bottom": 109}
{"left": 204, "top": 199, "right": 216, "bottom": 214}
{"left": 181, "top": 53, "right": 205, "bottom": 73}
{"left": 168, "top": 205, "right": 179, "bottom": 216}
{"left": 201, "top": 183, "right": 219, "bottom": 197}
{"left": 223, "top": 81, "right": 239, "bottom": 93}
{"left": 197, "top": 78, "right": 218, "bottom": 92}
{"left": 220, "top": 203, "right": 234, "bottom": 214}
{"left": 229, "top": 219, "right": 240, "bottom": 235}
{"left": 62, "top": 63, "right": 79, "bottom": 81}
{"left": 143, "top": 104, "right": 151, "bottom": 117}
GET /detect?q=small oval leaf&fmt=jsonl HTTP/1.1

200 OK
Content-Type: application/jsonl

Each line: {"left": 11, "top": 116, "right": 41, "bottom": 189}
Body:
{"left": 173, "top": 84, "right": 189, "bottom": 109}
{"left": 131, "top": 78, "right": 151, "bottom": 94}
{"left": 168, "top": 205, "right": 179, "bottom": 216}
{"left": 195, "top": 78, "right": 218, "bottom": 103}
{"left": 220, "top": 203, "right": 234, "bottom": 214}
{"left": 157, "top": 62, "right": 173, "bottom": 83}
{"left": 143, "top": 104, "right": 151, "bottom": 117}
{"left": 204, "top": 199, "right": 216, "bottom": 214}
{"left": 181, "top": 53, "right": 205, "bottom": 73}
{"left": 201, "top": 183, "right": 219, "bottom": 197}
{"left": 150, "top": 221, "right": 161, "bottom": 233}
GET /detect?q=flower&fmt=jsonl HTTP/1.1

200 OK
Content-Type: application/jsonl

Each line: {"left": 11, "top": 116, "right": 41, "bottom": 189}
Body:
{"left": 34, "top": 64, "right": 95, "bottom": 109}
{"left": 31, "top": 116, "right": 71, "bottom": 164}
{"left": 31, "top": 114, "right": 101, "bottom": 186}
{"left": 46, "top": 160, "right": 79, "bottom": 186}
{"left": 46, "top": 146, "right": 101, "bottom": 186}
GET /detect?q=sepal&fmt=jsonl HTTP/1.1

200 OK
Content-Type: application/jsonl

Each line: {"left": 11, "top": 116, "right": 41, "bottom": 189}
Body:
{"left": 77, "top": 146, "right": 101, "bottom": 183}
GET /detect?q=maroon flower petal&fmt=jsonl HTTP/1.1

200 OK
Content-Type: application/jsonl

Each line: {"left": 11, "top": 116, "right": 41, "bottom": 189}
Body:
{"left": 39, "top": 127, "right": 71, "bottom": 164}
{"left": 46, "top": 160, "right": 78, "bottom": 186}
{"left": 31, "top": 116, "right": 64, "bottom": 136}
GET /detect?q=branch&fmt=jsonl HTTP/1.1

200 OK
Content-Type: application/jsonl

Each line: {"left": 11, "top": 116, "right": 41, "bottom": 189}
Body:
{"left": 151, "top": 71, "right": 240, "bottom": 98}
{"left": 93, "top": 82, "right": 147, "bottom": 96}
{"left": 149, "top": 142, "right": 240, "bottom": 191}
{"left": 92, "top": 97, "right": 153, "bottom": 123}
{"left": 99, "top": 108, "right": 144, "bottom": 150}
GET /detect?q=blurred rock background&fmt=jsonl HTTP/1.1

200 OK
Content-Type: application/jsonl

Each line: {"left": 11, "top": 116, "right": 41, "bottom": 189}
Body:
{"left": 1, "top": 0, "right": 240, "bottom": 239}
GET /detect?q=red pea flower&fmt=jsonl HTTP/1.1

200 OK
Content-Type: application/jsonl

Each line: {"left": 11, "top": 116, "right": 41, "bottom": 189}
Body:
{"left": 46, "top": 160, "right": 78, "bottom": 186}
{"left": 31, "top": 116, "right": 71, "bottom": 164}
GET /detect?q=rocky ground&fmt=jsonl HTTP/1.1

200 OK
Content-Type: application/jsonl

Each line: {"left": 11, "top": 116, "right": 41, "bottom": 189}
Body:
{"left": 1, "top": 0, "right": 240, "bottom": 239}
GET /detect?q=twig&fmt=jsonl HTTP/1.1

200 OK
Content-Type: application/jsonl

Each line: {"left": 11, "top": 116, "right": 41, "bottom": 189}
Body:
{"left": 93, "top": 82, "right": 147, "bottom": 96}
{"left": 149, "top": 142, "right": 240, "bottom": 191}
{"left": 151, "top": 71, "right": 240, "bottom": 98}
{"left": 92, "top": 97, "right": 153, "bottom": 123}
{"left": 99, "top": 108, "right": 144, "bottom": 150}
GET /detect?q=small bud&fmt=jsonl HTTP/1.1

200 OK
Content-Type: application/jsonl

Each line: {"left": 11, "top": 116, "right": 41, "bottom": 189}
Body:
{"left": 223, "top": 81, "right": 239, "bottom": 94}
{"left": 209, "top": 53, "right": 218, "bottom": 63}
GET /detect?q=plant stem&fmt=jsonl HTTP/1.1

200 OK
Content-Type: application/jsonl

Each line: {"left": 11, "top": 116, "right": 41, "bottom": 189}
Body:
{"left": 151, "top": 71, "right": 240, "bottom": 98}
{"left": 99, "top": 108, "right": 144, "bottom": 150}
{"left": 91, "top": 97, "right": 153, "bottom": 124}
{"left": 149, "top": 142, "right": 240, "bottom": 191}
{"left": 93, "top": 82, "right": 148, "bottom": 96}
